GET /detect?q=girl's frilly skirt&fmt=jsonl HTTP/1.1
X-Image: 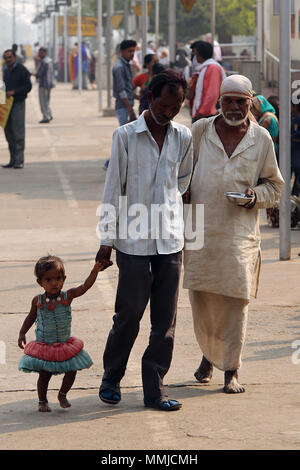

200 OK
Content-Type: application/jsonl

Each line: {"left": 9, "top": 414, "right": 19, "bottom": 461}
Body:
{"left": 18, "top": 336, "right": 93, "bottom": 375}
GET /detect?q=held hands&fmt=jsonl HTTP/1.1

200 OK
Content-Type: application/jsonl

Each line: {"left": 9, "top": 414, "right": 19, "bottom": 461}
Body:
{"left": 95, "top": 246, "right": 113, "bottom": 271}
{"left": 92, "top": 260, "right": 113, "bottom": 272}
{"left": 18, "top": 333, "right": 26, "bottom": 350}
{"left": 243, "top": 187, "right": 256, "bottom": 209}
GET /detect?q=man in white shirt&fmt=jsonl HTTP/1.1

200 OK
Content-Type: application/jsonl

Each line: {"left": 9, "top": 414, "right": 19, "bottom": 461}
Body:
{"left": 96, "top": 70, "right": 193, "bottom": 411}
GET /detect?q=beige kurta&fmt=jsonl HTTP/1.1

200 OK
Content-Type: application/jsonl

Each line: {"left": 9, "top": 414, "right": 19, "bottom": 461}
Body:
{"left": 183, "top": 116, "right": 285, "bottom": 300}
{"left": 183, "top": 116, "right": 284, "bottom": 371}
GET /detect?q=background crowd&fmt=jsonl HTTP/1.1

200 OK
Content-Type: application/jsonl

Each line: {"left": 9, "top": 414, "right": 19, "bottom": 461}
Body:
{"left": 1, "top": 36, "right": 300, "bottom": 227}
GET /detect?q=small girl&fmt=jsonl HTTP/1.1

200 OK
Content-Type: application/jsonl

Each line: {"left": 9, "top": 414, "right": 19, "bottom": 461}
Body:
{"left": 18, "top": 255, "right": 110, "bottom": 412}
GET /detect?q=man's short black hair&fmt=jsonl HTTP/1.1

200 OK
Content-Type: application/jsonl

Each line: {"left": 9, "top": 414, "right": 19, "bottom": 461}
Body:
{"left": 194, "top": 41, "right": 213, "bottom": 60}
{"left": 3, "top": 49, "right": 16, "bottom": 57}
{"left": 149, "top": 69, "right": 187, "bottom": 99}
{"left": 143, "top": 53, "right": 155, "bottom": 68}
{"left": 190, "top": 40, "right": 201, "bottom": 50}
{"left": 120, "top": 39, "right": 137, "bottom": 51}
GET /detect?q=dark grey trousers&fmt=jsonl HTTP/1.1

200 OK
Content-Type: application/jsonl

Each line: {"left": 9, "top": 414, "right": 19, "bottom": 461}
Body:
{"left": 39, "top": 87, "right": 52, "bottom": 121}
{"left": 102, "top": 249, "right": 182, "bottom": 400}
{"left": 4, "top": 101, "right": 25, "bottom": 166}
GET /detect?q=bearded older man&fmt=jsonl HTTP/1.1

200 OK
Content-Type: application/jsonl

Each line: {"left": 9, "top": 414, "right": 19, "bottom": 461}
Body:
{"left": 183, "top": 75, "right": 284, "bottom": 393}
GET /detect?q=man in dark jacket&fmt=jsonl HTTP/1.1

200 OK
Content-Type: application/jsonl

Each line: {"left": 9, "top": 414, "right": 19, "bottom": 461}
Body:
{"left": 1, "top": 49, "right": 32, "bottom": 169}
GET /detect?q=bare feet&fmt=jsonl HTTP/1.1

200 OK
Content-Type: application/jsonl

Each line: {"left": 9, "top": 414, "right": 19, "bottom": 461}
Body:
{"left": 38, "top": 400, "right": 51, "bottom": 412}
{"left": 194, "top": 356, "right": 213, "bottom": 383}
{"left": 223, "top": 370, "right": 245, "bottom": 394}
{"left": 58, "top": 391, "right": 71, "bottom": 408}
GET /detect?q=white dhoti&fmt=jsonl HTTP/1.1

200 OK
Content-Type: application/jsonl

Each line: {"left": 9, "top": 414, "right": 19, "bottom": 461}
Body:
{"left": 189, "top": 290, "right": 249, "bottom": 371}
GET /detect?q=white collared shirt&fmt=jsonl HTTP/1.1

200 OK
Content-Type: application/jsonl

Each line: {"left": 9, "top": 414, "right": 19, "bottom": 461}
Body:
{"left": 98, "top": 113, "right": 193, "bottom": 255}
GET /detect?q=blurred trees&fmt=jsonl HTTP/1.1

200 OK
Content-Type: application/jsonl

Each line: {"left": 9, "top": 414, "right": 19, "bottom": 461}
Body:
{"left": 76, "top": 0, "right": 256, "bottom": 43}
{"left": 215, "top": 0, "right": 256, "bottom": 43}
{"left": 156, "top": 0, "right": 256, "bottom": 43}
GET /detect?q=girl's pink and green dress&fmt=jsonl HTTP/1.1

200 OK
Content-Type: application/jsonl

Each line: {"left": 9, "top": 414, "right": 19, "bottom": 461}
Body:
{"left": 18, "top": 291, "right": 93, "bottom": 375}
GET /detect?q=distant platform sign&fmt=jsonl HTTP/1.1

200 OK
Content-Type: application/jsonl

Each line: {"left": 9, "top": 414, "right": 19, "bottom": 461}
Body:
{"left": 57, "top": 16, "right": 98, "bottom": 37}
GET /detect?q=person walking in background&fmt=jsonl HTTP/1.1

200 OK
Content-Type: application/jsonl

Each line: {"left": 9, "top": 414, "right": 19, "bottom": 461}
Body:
{"left": 132, "top": 53, "right": 158, "bottom": 114}
{"left": 251, "top": 95, "right": 280, "bottom": 228}
{"left": 35, "top": 47, "right": 55, "bottom": 124}
{"left": 70, "top": 43, "right": 78, "bottom": 89}
{"left": 138, "top": 62, "right": 165, "bottom": 115}
{"left": 251, "top": 95, "right": 279, "bottom": 158}
{"left": 131, "top": 43, "right": 142, "bottom": 76}
{"left": 58, "top": 44, "right": 65, "bottom": 82}
{"left": 291, "top": 102, "right": 300, "bottom": 197}
{"left": 133, "top": 53, "right": 158, "bottom": 93}
{"left": 174, "top": 43, "right": 190, "bottom": 80}
{"left": 190, "top": 41, "right": 201, "bottom": 75}
{"left": 157, "top": 44, "right": 170, "bottom": 67}
{"left": 73, "top": 42, "right": 90, "bottom": 90}
{"left": 267, "top": 95, "right": 279, "bottom": 120}
{"left": 20, "top": 45, "right": 27, "bottom": 64}
{"left": 12, "top": 44, "right": 24, "bottom": 65}
{"left": 89, "top": 51, "right": 97, "bottom": 90}
{"left": 188, "top": 41, "right": 226, "bottom": 123}
{"left": 1, "top": 49, "right": 32, "bottom": 169}
{"left": 113, "top": 39, "right": 137, "bottom": 126}
{"left": 33, "top": 42, "right": 40, "bottom": 73}
{"left": 104, "top": 40, "right": 137, "bottom": 170}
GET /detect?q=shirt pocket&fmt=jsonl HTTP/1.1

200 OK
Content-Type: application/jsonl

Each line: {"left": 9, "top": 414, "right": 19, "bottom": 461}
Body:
{"left": 165, "top": 158, "right": 180, "bottom": 190}
{"left": 234, "top": 154, "right": 259, "bottom": 187}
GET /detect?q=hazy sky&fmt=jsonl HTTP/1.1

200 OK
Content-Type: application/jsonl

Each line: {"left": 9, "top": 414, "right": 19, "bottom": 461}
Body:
{"left": 0, "top": 0, "right": 37, "bottom": 46}
{"left": 0, "top": 0, "right": 36, "bottom": 23}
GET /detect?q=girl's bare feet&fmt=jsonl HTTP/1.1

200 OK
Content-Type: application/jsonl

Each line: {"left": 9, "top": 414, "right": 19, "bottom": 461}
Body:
{"left": 58, "top": 391, "right": 71, "bottom": 408}
{"left": 38, "top": 400, "right": 51, "bottom": 412}
{"left": 194, "top": 356, "right": 213, "bottom": 383}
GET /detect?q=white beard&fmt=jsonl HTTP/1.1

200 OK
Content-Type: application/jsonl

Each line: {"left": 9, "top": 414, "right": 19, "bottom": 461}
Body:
{"left": 221, "top": 114, "right": 248, "bottom": 126}
{"left": 221, "top": 101, "right": 251, "bottom": 127}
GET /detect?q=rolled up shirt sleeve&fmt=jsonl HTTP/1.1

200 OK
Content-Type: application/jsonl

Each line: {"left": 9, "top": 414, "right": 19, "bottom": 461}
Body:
{"left": 178, "top": 133, "right": 193, "bottom": 195}
{"left": 98, "top": 129, "right": 128, "bottom": 246}
{"left": 113, "top": 66, "right": 128, "bottom": 101}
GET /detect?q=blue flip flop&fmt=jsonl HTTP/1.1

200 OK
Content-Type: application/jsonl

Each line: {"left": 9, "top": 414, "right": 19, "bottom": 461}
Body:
{"left": 99, "top": 380, "right": 121, "bottom": 405}
{"left": 144, "top": 398, "right": 182, "bottom": 411}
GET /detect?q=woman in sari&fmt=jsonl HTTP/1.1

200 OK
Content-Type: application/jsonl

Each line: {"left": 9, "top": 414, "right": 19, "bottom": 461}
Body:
{"left": 251, "top": 95, "right": 280, "bottom": 227}
{"left": 251, "top": 95, "right": 279, "bottom": 156}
